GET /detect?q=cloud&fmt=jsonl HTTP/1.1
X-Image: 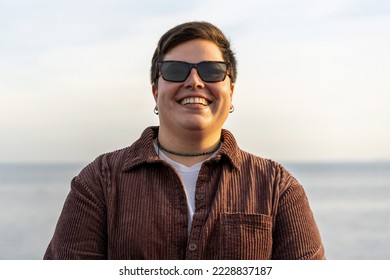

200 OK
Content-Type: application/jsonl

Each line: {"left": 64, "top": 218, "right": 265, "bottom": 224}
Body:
{"left": 1, "top": 0, "right": 389, "bottom": 162}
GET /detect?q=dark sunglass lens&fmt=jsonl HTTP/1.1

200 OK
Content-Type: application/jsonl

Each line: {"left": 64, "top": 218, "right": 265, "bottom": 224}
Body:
{"left": 160, "top": 62, "right": 189, "bottom": 82}
{"left": 198, "top": 62, "right": 227, "bottom": 82}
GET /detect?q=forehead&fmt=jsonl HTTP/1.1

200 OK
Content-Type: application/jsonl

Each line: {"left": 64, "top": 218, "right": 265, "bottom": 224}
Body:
{"left": 164, "top": 39, "right": 224, "bottom": 62}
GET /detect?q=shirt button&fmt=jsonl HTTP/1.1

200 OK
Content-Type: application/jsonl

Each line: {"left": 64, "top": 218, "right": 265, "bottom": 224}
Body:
{"left": 195, "top": 194, "right": 204, "bottom": 200}
{"left": 188, "top": 243, "right": 198, "bottom": 251}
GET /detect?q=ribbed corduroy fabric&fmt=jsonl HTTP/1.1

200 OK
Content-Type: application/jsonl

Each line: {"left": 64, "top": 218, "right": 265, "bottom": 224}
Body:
{"left": 44, "top": 126, "right": 325, "bottom": 260}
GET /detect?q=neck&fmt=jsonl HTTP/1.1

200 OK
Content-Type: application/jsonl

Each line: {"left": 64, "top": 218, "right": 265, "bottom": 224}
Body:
{"left": 157, "top": 127, "right": 222, "bottom": 166}
{"left": 157, "top": 139, "right": 221, "bottom": 157}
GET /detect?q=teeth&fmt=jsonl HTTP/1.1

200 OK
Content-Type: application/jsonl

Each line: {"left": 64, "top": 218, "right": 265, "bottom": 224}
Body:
{"left": 180, "top": 97, "right": 209, "bottom": 106}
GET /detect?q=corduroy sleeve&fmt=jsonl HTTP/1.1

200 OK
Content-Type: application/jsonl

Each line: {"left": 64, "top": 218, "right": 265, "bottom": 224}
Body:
{"left": 43, "top": 164, "right": 107, "bottom": 259}
{"left": 271, "top": 169, "right": 325, "bottom": 260}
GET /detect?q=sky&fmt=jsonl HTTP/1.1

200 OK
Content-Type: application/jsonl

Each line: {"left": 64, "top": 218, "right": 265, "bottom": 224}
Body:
{"left": 1, "top": 0, "right": 389, "bottom": 163}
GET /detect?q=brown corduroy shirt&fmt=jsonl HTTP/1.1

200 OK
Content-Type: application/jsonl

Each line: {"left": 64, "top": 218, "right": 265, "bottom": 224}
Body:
{"left": 44, "top": 126, "right": 325, "bottom": 260}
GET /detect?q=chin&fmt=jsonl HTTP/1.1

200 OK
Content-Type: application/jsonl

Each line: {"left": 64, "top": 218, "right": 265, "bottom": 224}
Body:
{"left": 179, "top": 120, "right": 209, "bottom": 131}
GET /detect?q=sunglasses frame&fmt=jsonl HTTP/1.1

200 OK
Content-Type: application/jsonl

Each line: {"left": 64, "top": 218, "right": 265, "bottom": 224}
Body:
{"left": 158, "top": 60, "right": 231, "bottom": 83}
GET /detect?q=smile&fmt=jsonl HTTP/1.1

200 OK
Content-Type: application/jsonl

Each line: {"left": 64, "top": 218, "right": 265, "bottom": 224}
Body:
{"left": 179, "top": 97, "right": 210, "bottom": 106}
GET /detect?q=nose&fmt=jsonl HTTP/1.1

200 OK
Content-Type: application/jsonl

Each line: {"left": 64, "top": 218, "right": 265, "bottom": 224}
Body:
{"left": 183, "top": 68, "right": 205, "bottom": 89}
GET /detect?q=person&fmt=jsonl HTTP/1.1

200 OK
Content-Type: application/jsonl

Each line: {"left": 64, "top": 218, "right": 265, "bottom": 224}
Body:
{"left": 44, "top": 21, "right": 325, "bottom": 260}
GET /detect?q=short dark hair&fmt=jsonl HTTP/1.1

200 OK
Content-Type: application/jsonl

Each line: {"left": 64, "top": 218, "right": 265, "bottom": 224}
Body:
{"left": 150, "top": 21, "right": 237, "bottom": 86}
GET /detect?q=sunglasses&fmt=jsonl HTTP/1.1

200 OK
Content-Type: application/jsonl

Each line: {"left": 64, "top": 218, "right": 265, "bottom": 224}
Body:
{"left": 158, "top": 60, "right": 231, "bottom": 83}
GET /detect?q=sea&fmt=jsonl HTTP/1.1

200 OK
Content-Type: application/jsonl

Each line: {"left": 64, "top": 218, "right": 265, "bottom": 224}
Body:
{"left": 0, "top": 161, "right": 389, "bottom": 260}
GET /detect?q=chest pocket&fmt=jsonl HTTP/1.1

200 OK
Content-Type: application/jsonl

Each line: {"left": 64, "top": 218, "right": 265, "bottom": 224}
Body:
{"left": 206, "top": 213, "right": 273, "bottom": 259}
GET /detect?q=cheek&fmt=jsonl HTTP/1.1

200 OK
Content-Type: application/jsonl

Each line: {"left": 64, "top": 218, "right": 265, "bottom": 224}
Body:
{"left": 156, "top": 83, "right": 181, "bottom": 103}
{"left": 212, "top": 85, "right": 233, "bottom": 101}
{"left": 212, "top": 80, "right": 233, "bottom": 93}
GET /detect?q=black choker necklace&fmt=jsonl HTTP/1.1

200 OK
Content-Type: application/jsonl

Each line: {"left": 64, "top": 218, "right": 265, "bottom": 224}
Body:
{"left": 156, "top": 139, "right": 221, "bottom": 157}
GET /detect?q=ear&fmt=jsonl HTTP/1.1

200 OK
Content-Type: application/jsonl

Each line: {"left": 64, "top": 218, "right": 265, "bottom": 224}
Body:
{"left": 230, "top": 82, "right": 235, "bottom": 100}
{"left": 152, "top": 84, "right": 158, "bottom": 102}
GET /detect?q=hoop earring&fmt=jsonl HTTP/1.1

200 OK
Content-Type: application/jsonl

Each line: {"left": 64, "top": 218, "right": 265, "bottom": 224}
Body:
{"left": 154, "top": 106, "right": 159, "bottom": 115}
{"left": 229, "top": 105, "right": 235, "bottom": 113}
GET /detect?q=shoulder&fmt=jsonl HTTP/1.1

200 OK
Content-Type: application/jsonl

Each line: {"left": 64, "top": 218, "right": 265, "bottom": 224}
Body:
{"left": 78, "top": 126, "right": 159, "bottom": 179}
{"left": 235, "top": 149, "right": 283, "bottom": 176}
{"left": 239, "top": 149, "right": 277, "bottom": 168}
{"left": 74, "top": 146, "right": 130, "bottom": 187}
{"left": 220, "top": 128, "right": 290, "bottom": 178}
{"left": 236, "top": 149, "right": 300, "bottom": 194}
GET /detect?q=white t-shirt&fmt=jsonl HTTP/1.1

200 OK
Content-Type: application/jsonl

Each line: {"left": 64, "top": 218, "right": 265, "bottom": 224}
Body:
{"left": 153, "top": 141, "right": 218, "bottom": 229}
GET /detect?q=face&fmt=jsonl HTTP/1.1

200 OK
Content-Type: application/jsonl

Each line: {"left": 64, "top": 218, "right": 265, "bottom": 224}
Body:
{"left": 152, "top": 39, "right": 235, "bottom": 136}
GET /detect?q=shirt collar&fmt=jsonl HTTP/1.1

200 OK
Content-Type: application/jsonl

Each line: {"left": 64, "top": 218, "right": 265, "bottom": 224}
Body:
{"left": 122, "top": 126, "right": 242, "bottom": 172}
